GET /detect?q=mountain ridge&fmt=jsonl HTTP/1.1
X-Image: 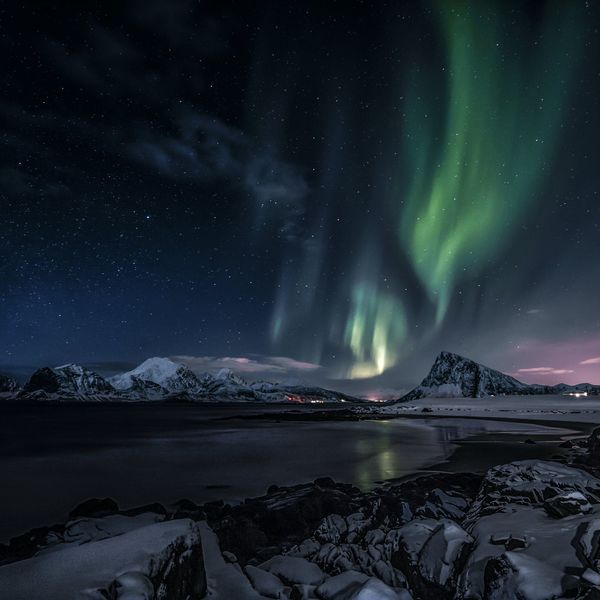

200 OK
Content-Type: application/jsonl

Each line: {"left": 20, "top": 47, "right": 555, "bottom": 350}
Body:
{"left": 397, "top": 351, "right": 600, "bottom": 402}
{"left": 6, "top": 357, "right": 359, "bottom": 404}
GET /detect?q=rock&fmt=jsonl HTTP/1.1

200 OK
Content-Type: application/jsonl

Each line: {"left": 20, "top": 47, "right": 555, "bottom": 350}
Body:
{"left": 577, "top": 587, "right": 600, "bottom": 600}
{"left": 69, "top": 497, "right": 120, "bottom": 520}
{"left": 574, "top": 519, "right": 600, "bottom": 566}
{"left": 417, "top": 521, "right": 473, "bottom": 588}
{"left": 222, "top": 550, "right": 238, "bottom": 563}
{"left": 489, "top": 534, "right": 528, "bottom": 550}
{"left": 316, "top": 514, "right": 348, "bottom": 544}
{"left": 545, "top": 491, "right": 593, "bottom": 518}
{"left": 346, "top": 578, "right": 410, "bottom": 599}
{"left": 483, "top": 551, "right": 576, "bottom": 600}
{"left": 582, "top": 568, "right": 600, "bottom": 586}
{"left": 0, "top": 374, "right": 20, "bottom": 393}
{"left": 463, "top": 460, "right": 600, "bottom": 527}
{"left": 588, "top": 428, "right": 600, "bottom": 467}
{"left": 315, "top": 570, "right": 369, "bottom": 599}
{"left": 22, "top": 364, "right": 117, "bottom": 398}
{"left": 260, "top": 555, "right": 325, "bottom": 586}
{"left": 112, "top": 571, "right": 154, "bottom": 599}
{"left": 390, "top": 519, "right": 472, "bottom": 599}
{"left": 245, "top": 564, "right": 287, "bottom": 598}
{"left": 315, "top": 477, "right": 337, "bottom": 488}
{"left": 0, "top": 519, "right": 206, "bottom": 600}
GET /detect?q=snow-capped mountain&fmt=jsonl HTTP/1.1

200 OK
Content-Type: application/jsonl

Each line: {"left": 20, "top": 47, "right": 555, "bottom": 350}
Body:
{"left": 21, "top": 364, "right": 118, "bottom": 400}
{"left": 0, "top": 374, "right": 20, "bottom": 393}
{"left": 109, "top": 357, "right": 204, "bottom": 396}
{"left": 10, "top": 356, "right": 360, "bottom": 403}
{"left": 399, "top": 351, "right": 600, "bottom": 401}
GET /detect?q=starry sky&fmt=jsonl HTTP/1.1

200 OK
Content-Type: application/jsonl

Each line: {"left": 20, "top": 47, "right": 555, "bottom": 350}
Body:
{"left": 2, "top": 0, "right": 600, "bottom": 395}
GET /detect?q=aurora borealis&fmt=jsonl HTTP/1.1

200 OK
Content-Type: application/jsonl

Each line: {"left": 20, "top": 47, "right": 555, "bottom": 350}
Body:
{"left": 2, "top": 0, "right": 600, "bottom": 393}
{"left": 402, "top": 2, "right": 583, "bottom": 326}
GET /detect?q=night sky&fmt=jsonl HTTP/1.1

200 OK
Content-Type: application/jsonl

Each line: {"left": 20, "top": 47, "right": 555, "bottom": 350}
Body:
{"left": 2, "top": 0, "right": 600, "bottom": 396}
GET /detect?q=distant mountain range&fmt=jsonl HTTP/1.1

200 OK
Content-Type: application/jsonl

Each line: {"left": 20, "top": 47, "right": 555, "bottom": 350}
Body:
{"left": 2, "top": 351, "right": 597, "bottom": 404}
{"left": 399, "top": 351, "right": 600, "bottom": 401}
{"left": 1, "top": 357, "right": 359, "bottom": 404}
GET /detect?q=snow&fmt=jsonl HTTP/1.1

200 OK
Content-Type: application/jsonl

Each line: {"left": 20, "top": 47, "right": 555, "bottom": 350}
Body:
{"left": 198, "top": 521, "right": 269, "bottom": 599}
{"left": 417, "top": 520, "right": 473, "bottom": 587}
{"left": 372, "top": 394, "right": 600, "bottom": 424}
{"left": 37, "top": 512, "right": 165, "bottom": 554}
{"left": 259, "top": 555, "right": 326, "bottom": 586}
{"left": 0, "top": 519, "right": 202, "bottom": 600}
{"left": 245, "top": 565, "right": 288, "bottom": 598}
{"left": 315, "top": 571, "right": 369, "bottom": 599}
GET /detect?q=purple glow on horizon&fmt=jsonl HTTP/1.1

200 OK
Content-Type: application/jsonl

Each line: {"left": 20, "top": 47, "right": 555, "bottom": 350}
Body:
{"left": 509, "top": 335, "right": 600, "bottom": 385}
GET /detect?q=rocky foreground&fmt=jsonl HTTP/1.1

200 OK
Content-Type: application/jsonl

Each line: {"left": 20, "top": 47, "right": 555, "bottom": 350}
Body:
{"left": 3, "top": 433, "right": 600, "bottom": 599}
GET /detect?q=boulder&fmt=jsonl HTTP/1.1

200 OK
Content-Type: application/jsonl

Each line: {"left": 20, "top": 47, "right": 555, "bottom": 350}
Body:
{"left": 545, "top": 491, "right": 593, "bottom": 518}
{"left": 0, "top": 519, "right": 206, "bottom": 600}
{"left": 260, "top": 555, "right": 326, "bottom": 586}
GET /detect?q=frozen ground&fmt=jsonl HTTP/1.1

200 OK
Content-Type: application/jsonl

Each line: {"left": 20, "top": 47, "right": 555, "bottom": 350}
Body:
{"left": 371, "top": 395, "right": 600, "bottom": 424}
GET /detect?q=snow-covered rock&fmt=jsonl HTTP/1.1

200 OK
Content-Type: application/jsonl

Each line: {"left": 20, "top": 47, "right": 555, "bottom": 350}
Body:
{"left": 0, "top": 518, "right": 206, "bottom": 600}
{"left": 21, "top": 364, "right": 118, "bottom": 400}
{"left": 259, "top": 555, "right": 326, "bottom": 586}
{"left": 463, "top": 460, "right": 600, "bottom": 527}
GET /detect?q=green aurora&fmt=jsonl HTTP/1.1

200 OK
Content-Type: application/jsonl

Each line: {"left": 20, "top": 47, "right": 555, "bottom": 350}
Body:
{"left": 343, "top": 2, "right": 584, "bottom": 378}
{"left": 269, "top": 1, "right": 586, "bottom": 380}
{"left": 401, "top": 2, "right": 583, "bottom": 326}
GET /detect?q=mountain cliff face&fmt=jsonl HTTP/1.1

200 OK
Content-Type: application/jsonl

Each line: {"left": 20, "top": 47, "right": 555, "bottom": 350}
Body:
{"left": 400, "top": 351, "right": 599, "bottom": 401}
{"left": 22, "top": 364, "right": 117, "bottom": 400}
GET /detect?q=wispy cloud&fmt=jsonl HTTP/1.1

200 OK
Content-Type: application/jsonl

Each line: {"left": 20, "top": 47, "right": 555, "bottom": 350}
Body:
{"left": 172, "top": 354, "right": 322, "bottom": 377}
{"left": 580, "top": 357, "right": 600, "bottom": 365}
{"left": 517, "top": 367, "right": 574, "bottom": 375}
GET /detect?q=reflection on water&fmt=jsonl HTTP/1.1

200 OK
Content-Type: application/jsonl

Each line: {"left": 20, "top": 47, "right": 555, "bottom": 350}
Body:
{"left": 0, "top": 404, "right": 573, "bottom": 541}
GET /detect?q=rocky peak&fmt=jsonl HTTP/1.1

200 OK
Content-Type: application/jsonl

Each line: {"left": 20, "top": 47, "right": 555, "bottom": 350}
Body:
{"left": 23, "top": 364, "right": 115, "bottom": 396}
{"left": 402, "top": 351, "right": 529, "bottom": 400}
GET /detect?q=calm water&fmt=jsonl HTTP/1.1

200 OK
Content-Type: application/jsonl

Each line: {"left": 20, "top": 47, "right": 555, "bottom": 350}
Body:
{"left": 0, "top": 403, "right": 575, "bottom": 541}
